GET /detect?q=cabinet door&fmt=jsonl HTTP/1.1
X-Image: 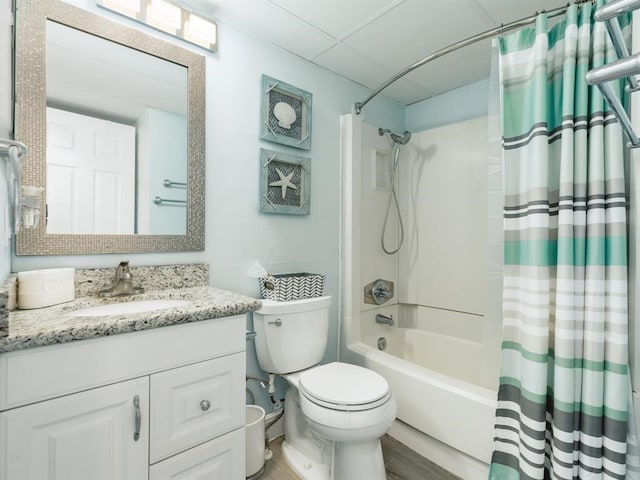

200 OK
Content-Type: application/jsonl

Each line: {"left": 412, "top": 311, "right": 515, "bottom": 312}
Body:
{"left": 1, "top": 377, "right": 149, "bottom": 480}
{"left": 149, "top": 428, "right": 244, "bottom": 480}
{"left": 150, "top": 353, "right": 245, "bottom": 463}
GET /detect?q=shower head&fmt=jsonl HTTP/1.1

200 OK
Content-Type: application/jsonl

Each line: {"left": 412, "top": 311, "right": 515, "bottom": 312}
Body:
{"left": 391, "top": 131, "right": 411, "bottom": 145}
{"left": 378, "top": 127, "right": 412, "bottom": 145}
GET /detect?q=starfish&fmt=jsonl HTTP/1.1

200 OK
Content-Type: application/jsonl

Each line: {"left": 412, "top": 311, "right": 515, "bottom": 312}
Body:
{"left": 269, "top": 168, "right": 297, "bottom": 199}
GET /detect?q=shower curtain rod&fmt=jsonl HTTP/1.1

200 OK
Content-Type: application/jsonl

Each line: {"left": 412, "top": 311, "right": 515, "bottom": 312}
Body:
{"left": 353, "top": 0, "right": 590, "bottom": 114}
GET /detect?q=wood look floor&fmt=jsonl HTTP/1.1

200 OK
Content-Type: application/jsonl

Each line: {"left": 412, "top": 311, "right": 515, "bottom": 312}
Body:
{"left": 261, "top": 435, "right": 461, "bottom": 480}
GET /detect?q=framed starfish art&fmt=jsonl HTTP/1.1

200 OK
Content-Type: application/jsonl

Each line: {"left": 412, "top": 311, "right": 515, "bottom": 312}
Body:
{"left": 260, "top": 75, "right": 312, "bottom": 151}
{"left": 259, "top": 148, "right": 311, "bottom": 215}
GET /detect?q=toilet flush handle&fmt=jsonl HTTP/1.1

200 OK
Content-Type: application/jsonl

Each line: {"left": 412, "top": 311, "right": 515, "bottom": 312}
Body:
{"left": 268, "top": 318, "right": 283, "bottom": 326}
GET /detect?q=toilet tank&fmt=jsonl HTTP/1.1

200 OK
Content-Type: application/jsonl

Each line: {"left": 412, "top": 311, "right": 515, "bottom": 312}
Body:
{"left": 253, "top": 296, "right": 332, "bottom": 374}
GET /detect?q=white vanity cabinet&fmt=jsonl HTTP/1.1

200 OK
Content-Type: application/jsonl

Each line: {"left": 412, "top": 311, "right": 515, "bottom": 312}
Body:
{"left": 0, "top": 315, "right": 246, "bottom": 480}
{"left": 2, "top": 377, "right": 150, "bottom": 480}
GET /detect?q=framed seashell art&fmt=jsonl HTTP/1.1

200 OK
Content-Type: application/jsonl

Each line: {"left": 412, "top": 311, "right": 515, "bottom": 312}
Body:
{"left": 259, "top": 148, "right": 311, "bottom": 215}
{"left": 260, "top": 75, "right": 312, "bottom": 150}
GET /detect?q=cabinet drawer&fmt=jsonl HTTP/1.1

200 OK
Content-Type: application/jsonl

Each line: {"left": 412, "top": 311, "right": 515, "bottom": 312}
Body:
{"left": 150, "top": 353, "right": 245, "bottom": 463}
{"left": 0, "top": 315, "right": 245, "bottom": 410}
{"left": 149, "top": 428, "right": 244, "bottom": 480}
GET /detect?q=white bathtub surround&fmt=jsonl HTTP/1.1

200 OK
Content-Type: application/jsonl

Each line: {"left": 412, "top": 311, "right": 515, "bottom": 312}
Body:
{"left": 396, "top": 118, "right": 488, "bottom": 316}
{"left": 341, "top": 113, "right": 499, "bottom": 474}
{"left": 360, "top": 314, "right": 500, "bottom": 391}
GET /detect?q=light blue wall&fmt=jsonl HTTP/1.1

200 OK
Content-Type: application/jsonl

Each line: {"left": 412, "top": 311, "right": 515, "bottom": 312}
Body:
{"left": 3, "top": 0, "right": 405, "bottom": 410}
{"left": 406, "top": 78, "right": 490, "bottom": 132}
{"left": 0, "top": 0, "right": 12, "bottom": 279}
{"left": 139, "top": 108, "right": 188, "bottom": 235}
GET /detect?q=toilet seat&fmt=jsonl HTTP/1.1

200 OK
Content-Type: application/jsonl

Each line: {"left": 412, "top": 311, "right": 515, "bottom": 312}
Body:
{"left": 299, "top": 362, "right": 391, "bottom": 412}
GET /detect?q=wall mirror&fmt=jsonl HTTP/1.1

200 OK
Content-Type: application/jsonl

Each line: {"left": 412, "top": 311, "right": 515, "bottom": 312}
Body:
{"left": 14, "top": 0, "right": 206, "bottom": 255}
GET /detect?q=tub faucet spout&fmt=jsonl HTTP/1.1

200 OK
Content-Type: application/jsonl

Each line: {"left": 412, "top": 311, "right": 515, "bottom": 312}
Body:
{"left": 375, "top": 313, "right": 394, "bottom": 326}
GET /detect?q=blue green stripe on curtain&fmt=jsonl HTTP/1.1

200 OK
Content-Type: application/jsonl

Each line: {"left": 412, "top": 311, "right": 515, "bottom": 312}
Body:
{"left": 488, "top": 2, "right": 637, "bottom": 479}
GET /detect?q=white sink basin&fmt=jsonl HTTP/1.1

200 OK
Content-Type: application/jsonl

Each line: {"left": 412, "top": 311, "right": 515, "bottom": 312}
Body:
{"left": 67, "top": 299, "right": 192, "bottom": 317}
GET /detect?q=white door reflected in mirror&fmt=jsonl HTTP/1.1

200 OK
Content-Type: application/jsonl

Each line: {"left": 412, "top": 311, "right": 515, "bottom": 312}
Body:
{"left": 46, "top": 108, "right": 135, "bottom": 234}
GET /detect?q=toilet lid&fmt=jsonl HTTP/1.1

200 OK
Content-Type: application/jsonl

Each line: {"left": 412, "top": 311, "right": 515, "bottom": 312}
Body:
{"left": 299, "top": 362, "right": 390, "bottom": 411}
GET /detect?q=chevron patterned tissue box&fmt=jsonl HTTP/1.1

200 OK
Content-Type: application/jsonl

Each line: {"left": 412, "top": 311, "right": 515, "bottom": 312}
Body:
{"left": 259, "top": 273, "right": 325, "bottom": 301}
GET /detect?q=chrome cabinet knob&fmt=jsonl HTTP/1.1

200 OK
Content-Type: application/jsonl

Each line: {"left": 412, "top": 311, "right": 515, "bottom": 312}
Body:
{"left": 200, "top": 400, "right": 211, "bottom": 411}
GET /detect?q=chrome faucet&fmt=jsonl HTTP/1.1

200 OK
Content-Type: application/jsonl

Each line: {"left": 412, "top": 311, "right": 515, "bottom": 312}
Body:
{"left": 375, "top": 313, "right": 395, "bottom": 326}
{"left": 372, "top": 283, "right": 392, "bottom": 300}
{"left": 366, "top": 279, "right": 394, "bottom": 305}
{"left": 98, "top": 261, "right": 144, "bottom": 297}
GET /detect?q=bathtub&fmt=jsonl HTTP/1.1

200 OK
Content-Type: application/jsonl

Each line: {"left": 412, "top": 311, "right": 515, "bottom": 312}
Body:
{"left": 348, "top": 327, "right": 498, "bottom": 474}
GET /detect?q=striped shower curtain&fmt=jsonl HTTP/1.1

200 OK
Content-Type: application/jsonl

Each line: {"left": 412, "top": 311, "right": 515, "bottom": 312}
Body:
{"left": 489, "top": 2, "right": 637, "bottom": 479}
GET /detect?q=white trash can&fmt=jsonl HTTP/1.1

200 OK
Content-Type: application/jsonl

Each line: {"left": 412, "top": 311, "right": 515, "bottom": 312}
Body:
{"left": 246, "top": 405, "right": 266, "bottom": 479}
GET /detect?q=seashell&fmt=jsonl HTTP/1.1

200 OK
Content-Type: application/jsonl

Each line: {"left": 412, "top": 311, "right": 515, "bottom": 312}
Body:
{"left": 273, "top": 101, "right": 296, "bottom": 129}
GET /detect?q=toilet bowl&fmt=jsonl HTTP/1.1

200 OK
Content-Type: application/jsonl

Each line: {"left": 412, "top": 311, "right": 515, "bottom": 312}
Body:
{"left": 297, "top": 362, "right": 396, "bottom": 480}
{"left": 253, "top": 296, "right": 396, "bottom": 480}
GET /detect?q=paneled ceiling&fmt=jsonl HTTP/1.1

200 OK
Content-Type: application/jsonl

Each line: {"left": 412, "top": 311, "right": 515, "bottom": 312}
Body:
{"left": 183, "top": 0, "right": 571, "bottom": 106}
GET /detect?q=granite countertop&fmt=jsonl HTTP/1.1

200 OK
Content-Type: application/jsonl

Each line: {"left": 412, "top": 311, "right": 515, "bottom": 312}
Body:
{"left": 0, "top": 286, "right": 261, "bottom": 353}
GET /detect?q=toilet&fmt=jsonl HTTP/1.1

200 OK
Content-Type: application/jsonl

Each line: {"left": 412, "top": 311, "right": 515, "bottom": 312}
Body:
{"left": 253, "top": 295, "right": 396, "bottom": 480}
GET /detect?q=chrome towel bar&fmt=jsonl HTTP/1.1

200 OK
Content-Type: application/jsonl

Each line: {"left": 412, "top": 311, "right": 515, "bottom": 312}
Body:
{"left": 163, "top": 179, "right": 187, "bottom": 189}
{"left": 595, "top": 0, "right": 640, "bottom": 21}
{"left": 586, "top": 53, "right": 640, "bottom": 85}
{"left": 586, "top": 0, "right": 640, "bottom": 148}
{"left": 153, "top": 196, "right": 187, "bottom": 206}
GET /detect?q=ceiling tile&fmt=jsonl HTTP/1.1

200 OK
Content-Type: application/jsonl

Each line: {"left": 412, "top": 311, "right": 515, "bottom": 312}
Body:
{"left": 268, "top": 0, "right": 399, "bottom": 38}
{"left": 379, "top": 77, "right": 435, "bottom": 105}
{"left": 185, "top": 0, "right": 335, "bottom": 59}
{"left": 343, "top": 0, "right": 495, "bottom": 73}
{"left": 312, "top": 44, "right": 396, "bottom": 90}
{"left": 474, "top": 0, "right": 572, "bottom": 24}
{"left": 182, "top": 0, "right": 583, "bottom": 105}
{"left": 404, "top": 39, "right": 492, "bottom": 96}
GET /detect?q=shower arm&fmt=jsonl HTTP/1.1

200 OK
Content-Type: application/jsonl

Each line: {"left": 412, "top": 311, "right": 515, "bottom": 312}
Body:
{"left": 353, "top": 1, "right": 587, "bottom": 115}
